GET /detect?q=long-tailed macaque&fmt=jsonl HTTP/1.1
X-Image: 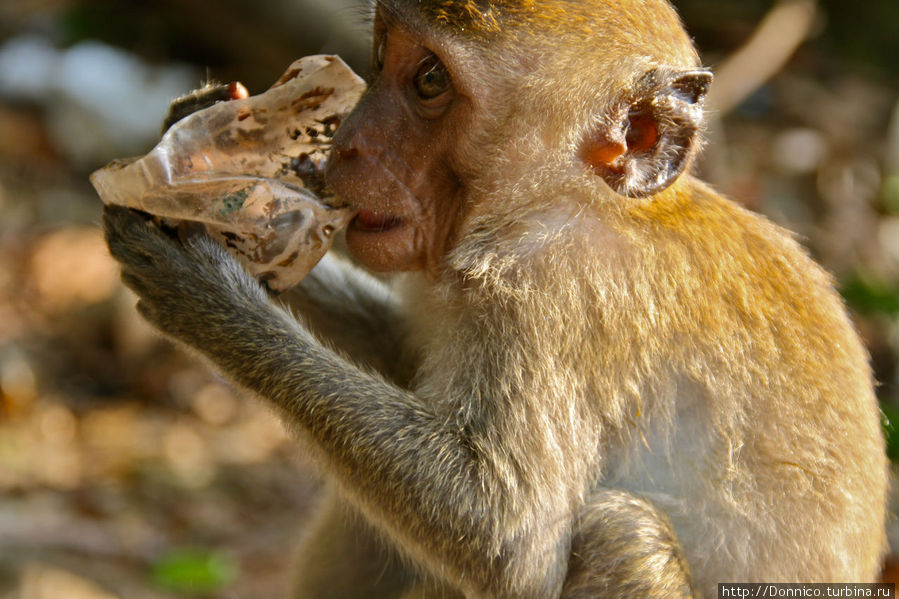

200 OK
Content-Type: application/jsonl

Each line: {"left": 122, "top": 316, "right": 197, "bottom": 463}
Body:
{"left": 102, "top": 0, "right": 889, "bottom": 597}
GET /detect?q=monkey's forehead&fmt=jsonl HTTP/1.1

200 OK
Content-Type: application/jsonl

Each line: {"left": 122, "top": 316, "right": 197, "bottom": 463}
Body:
{"left": 378, "top": 0, "right": 698, "bottom": 66}
{"left": 392, "top": 0, "right": 601, "bottom": 37}
{"left": 410, "top": 0, "right": 531, "bottom": 34}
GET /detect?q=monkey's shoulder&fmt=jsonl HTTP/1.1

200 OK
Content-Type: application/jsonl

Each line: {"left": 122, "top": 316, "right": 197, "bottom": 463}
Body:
{"left": 609, "top": 178, "right": 869, "bottom": 374}
{"left": 625, "top": 178, "right": 829, "bottom": 289}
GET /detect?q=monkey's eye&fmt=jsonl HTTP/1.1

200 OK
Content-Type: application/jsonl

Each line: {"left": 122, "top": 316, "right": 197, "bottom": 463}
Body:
{"left": 413, "top": 55, "right": 451, "bottom": 100}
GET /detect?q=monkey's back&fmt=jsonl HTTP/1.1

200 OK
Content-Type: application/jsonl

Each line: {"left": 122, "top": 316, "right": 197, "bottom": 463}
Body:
{"left": 596, "top": 177, "right": 888, "bottom": 587}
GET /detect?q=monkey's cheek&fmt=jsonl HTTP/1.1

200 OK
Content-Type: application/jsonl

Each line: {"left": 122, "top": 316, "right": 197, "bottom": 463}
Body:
{"left": 345, "top": 222, "right": 423, "bottom": 272}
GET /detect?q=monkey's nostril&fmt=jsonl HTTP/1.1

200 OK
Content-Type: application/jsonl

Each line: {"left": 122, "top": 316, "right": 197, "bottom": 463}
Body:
{"left": 336, "top": 147, "right": 360, "bottom": 160}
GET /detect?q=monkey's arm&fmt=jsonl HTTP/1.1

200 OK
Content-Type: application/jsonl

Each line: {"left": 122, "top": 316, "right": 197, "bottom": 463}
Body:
{"left": 280, "top": 254, "right": 415, "bottom": 387}
{"left": 103, "top": 205, "right": 570, "bottom": 597}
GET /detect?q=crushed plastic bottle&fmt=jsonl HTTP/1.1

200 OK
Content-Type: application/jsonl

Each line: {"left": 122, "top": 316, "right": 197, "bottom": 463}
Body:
{"left": 91, "top": 55, "right": 365, "bottom": 292}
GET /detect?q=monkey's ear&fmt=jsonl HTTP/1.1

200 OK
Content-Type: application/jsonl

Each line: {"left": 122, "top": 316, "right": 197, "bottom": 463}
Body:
{"left": 580, "top": 69, "right": 713, "bottom": 198}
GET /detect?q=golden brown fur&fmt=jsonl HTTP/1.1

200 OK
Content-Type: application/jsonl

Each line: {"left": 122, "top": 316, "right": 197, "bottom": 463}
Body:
{"left": 426, "top": 175, "right": 887, "bottom": 591}
{"left": 103, "top": 0, "right": 888, "bottom": 596}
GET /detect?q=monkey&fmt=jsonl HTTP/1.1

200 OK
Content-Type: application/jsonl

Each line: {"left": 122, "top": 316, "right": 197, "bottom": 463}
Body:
{"left": 160, "top": 80, "right": 249, "bottom": 132}
{"left": 102, "top": 0, "right": 889, "bottom": 597}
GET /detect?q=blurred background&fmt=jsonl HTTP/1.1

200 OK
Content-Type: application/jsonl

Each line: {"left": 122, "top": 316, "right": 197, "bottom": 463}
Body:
{"left": 0, "top": 0, "right": 897, "bottom": 597}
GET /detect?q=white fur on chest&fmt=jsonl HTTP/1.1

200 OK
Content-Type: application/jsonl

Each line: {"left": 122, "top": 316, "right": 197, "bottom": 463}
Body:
{"left": 601, "top": 378, "right": 754, "bottom": 583}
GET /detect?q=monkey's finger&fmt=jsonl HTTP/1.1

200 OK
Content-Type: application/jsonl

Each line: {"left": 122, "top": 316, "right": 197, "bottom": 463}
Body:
{"left": 103, "top": 207, "right": 158, "bottom": 266}
{"left": 176, "top": 220, "right": 209, "bottom": 244}
{"left": 102, "top": 204, "right": 149, "bottom": 234}
{"left": 134, "top": 299, "right": 165, "bottom": 332}
{"left": 162, "top": 81, "right": 249, "bottom": 132}
{"left": 103, "top": 205, "right": 186, "bottom": 266}
{"left": 179, "top": 223, "right": 226, "bottom": 263}
{"left": 183, "top": 230, "right": 236, "bottom": 268}
{"left": 119, "top": 268, "right": 153, "bottom": 300}
{"left": 103, "top": 205, "right": 156, "bottom": 247}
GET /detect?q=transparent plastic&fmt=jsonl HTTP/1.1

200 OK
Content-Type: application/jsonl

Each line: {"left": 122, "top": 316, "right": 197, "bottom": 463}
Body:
{"left": 91, "top": 55, "right": 365, "bottom": 291}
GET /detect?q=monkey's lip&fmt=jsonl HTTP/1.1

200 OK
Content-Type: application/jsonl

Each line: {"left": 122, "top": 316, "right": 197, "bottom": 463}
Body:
{"left": 350, "top": 209, "right": 403, "bottom": 233}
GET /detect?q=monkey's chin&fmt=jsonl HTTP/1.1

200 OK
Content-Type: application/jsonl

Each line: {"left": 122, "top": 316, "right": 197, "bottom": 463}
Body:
{"left": 345, "top": 217, "right": 422, "bottom": 272}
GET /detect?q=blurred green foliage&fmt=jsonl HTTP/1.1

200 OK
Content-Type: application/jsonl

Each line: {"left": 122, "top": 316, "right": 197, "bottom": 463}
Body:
{"left": 841, "top": 274, "right": 899, "bottom": 318}
{"left": 883, "top": 176, "right": 899, "bottom": 214}
{"left": 881, "top": 405, "right": 899, "bottom": 462}
{"left": 150, "top": 548, "right": 238, "bottom": 596}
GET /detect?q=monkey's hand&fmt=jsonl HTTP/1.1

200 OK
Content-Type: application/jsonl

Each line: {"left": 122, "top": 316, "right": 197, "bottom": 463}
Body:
{"left": 103, "top": 204, "right": 275, "bottom": 350}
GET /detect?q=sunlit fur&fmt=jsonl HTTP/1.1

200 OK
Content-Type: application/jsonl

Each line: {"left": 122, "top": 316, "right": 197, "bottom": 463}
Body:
{"left": 381, "top": 0, "right": 887, "bottom": 592}
{"left": 103, "top": 0, "right": 888, "bottom": 597}
{"left": 410, "top": 176, "right": 887, "bottom": 593}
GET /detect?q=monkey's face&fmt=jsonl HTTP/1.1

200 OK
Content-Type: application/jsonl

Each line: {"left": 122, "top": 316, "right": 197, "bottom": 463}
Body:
{"left": 325, "top": 8, "right": 474, "bottom": 275}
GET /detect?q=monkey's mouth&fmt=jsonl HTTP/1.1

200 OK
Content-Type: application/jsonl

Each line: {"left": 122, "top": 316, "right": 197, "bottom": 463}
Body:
{"left": 351, "top": 209, "right": 403, "bottom": 233}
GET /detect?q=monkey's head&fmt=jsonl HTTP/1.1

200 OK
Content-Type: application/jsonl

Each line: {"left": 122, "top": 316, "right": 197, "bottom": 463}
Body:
{"left": 325, "top": 0, "right": 713, "bottom": 274}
